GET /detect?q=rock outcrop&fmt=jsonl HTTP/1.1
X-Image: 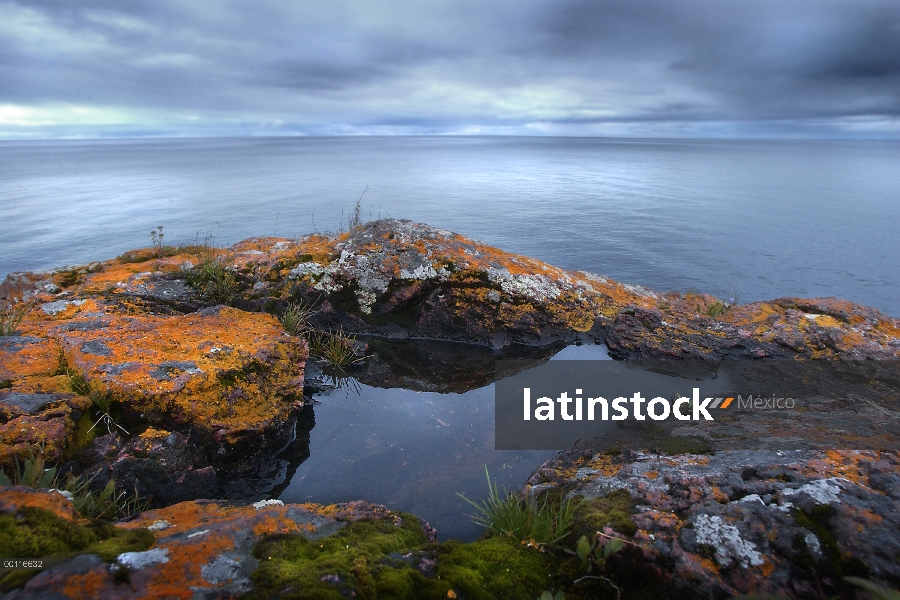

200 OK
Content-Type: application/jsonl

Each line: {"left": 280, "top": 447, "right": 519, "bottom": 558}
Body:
{"left": 527, "top": 447, "right": 900, "bottom": 598}
{"left": 1, "top": 271, "right": 308, "bottom": 502}
{"left": 0, "top": 486, "right": 423, "bottom": 599}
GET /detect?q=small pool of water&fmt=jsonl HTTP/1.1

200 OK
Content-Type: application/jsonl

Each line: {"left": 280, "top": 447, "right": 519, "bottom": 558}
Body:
{"left": 277, "top": 341, "right": 611, "bottom": 542}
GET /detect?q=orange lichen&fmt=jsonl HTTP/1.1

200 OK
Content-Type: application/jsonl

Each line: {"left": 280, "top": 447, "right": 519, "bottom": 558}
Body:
{"left": 0, "top": 338, "right": 63, "bottom": 381}
{"left": 121, "top": 501, "right": 240, "bottom": 535}
{"left": 62, "top": 569, "right": 109, "bottom": 599}
{"left": 0, "top": 487, "right": 81, "bottom": 522}
{"left": 47, "top": 306, "right": 307, "bottom": 436}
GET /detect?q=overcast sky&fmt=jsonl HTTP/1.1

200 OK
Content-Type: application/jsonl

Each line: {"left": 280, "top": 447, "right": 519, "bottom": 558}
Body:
{"left": 1, "top": 0, "right": 899, "bottom": 138}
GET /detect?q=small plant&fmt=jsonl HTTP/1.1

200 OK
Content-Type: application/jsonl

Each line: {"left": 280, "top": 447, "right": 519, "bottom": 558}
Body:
{"left": 726, "top": 282, "right": 741, "bottom": 307}
{"left": 308, "top": 328, "right": 364, "bottom": 368}
{"left": 0, "top": 302, "right": 29, "bottom": 336}
{"left": 347, "top": 186, "right": 368, "bottom": 230}
{"left": 182, "top": 256, "right": 236, "bottom": 305}
{"left": 458, "top": 467, "right": 577, "bottom": 545}
{"left": 281, "top": 301, "right": 317, "bottom": 336}
{"left": 706, "top": 301, "right": 726, "bottom": 317}
{"left": 575, "top": 532, "right": 624, "bottom": 572}
{"left": 150, "top": 225, "right": 164, "bottom": 258}
{"left": 67, "top": 370, "right": 128, "bottom": 436}
{"left": 0, "top": 450, "right": 149, "bottom": 520}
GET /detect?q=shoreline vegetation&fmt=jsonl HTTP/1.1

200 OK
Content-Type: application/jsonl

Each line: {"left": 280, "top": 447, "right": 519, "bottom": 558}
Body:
{"left": 1, "top": 218, "right": 898, "bottom": 598}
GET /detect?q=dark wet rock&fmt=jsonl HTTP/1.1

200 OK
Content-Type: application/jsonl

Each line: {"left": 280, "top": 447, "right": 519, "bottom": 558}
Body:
{"left": 82, "top": 428, "right": 219, "bottom": 507}
{"left": 65, "top": 408, "right": 317, "bottom": 508}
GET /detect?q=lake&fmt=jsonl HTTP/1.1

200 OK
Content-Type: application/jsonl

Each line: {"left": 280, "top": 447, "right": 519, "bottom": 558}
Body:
{"left": 2, "top": 136, "right": 898, "bottom": 316}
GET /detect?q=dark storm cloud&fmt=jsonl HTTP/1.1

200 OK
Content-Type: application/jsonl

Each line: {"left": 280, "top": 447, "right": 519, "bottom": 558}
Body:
{"left": 1, "top": 0, "right": 898, "bottom": 136}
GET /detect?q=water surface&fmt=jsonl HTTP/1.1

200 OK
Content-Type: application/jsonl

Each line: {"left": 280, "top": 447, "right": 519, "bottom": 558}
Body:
{"left": 2, "top": 137, "right": 897, "bottom": 315}
{"left": 278, "top": 342, "right": 611, "bottom": 542}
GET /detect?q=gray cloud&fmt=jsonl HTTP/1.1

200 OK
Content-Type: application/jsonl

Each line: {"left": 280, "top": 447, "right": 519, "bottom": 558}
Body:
{"left": 1, "top": 0, "right": 898, "bottom": 137}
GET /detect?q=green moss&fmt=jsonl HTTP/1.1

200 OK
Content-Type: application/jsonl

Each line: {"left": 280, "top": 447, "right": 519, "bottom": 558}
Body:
{"left": 435, "top": 537, "right": 557, "bottom": 599}
{"left": 0, "top": 506, "right": 153, "bottom": 593}
{"left": 246, "top": 515, "right": 557, "bottom": 600}
{"left": 62, "top": 412, "right": 96, "bottom": 460}
{"left": 248, "top": 514, "right": 427, "bottom": 599}
{"left": 571, "top": 490, "right": 637, "bottom": 538}
{"left": 0, "top": 507, "right": 96, "bottom": 558}
{"left": 0, "top": 380, "right": 11, "bottom": 390}
{"left": 82, "top": 523, "right": 154, "bottom": 562}
{"left": 656, "top": 435, "right": 712, "bottom": 455}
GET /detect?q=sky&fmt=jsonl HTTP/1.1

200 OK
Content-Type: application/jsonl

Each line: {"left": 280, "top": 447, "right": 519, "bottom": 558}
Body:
{"left": 1, "top": 0, "right": 899, "bottom": 138}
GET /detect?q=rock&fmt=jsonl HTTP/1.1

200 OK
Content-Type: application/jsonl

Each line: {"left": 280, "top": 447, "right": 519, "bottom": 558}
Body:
{"left": 0, "top": 298, "right": 308, "bottom": 478}
{"left": 2, "top": 485, "right": 566, "bottom": 599}
{"left": 85, "top": 428, "right": 219, "bottom": 507}
{"left": 0, "top": 486, "right": 406, "bottom": 599}
{"left": 527, "top": 448, "right": 900, "bottom": 597}
{"left": 223, "top": 220, "right": 899, "bottom": 358}
{"left": 230, "top": 220, "right": 649, "bottom": 347}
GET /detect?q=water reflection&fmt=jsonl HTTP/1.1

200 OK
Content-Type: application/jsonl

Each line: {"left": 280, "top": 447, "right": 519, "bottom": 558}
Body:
{"left": 278, "top": 341, "right": 610, "bottom": 542}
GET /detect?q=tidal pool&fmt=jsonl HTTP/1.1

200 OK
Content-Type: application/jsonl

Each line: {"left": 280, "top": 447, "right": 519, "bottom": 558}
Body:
{"left": 277, "top": 341, "right": 611, "bottom": 542}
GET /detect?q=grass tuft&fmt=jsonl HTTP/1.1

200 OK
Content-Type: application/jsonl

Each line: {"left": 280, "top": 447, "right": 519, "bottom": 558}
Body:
{"left": 0, "top": 302, "right": 30, "bottom": 336}
{"left": 308, "top": 327, "right": 364, "bottom": 368}
{"left": 281, "top": 300, "right": 317, "bottom": 336}
{"left": 458, "top": 467, "right": 577, "bottom": 545}
{"left": 181, "top": 255, "right": 236, "bottom": 305}
{"left": 706, "top": 301, "right": 726, "bottom": 317}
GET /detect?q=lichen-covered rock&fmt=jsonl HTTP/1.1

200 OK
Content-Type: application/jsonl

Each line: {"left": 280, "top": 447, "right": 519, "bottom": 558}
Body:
{"left": 0, "top": 486, "right": 416, "bottom": 599}
{"left": 527, "top": 448, "right": 900, "bottom": 598}
{"left": 227, "top": 220, "right": 657, "bottom": 347}
{"left": 1, "top": 487, "right": 560, "bottom": 600}
{"left": 0, "top": 486, "right": 155, "bottom": 595}
{"left": 224, "top": 219, "right": 899, "bottom": 358}
{"left": 1, "top": 280, "right": 308, "bottom": 490}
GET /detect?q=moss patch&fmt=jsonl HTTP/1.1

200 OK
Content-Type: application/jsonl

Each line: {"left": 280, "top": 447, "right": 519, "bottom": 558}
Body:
{"left": 571, "top": 490, "right": 637, "bottom": 538}
{"left": 247, "top": 515, "right": 557, "bottom": 599}
{"left": 0, "top": 506, "right": 153, "bottom": 593}
{"left": 434, "top": 537, "right": 557, "bottom": 599}
{"left": 62, "top": 412, "right": 96, "bottom": 460}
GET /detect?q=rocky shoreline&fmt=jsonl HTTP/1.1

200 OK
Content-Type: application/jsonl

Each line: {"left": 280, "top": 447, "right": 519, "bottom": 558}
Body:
{"left": 2, "top": 219, "right": 899, "bottom": 598}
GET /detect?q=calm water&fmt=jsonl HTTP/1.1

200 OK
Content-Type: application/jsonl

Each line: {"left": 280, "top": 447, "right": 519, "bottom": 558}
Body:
{"left": 1, "top": 137, "right": 898, "bottom": 316}
{"left": 280, "top": 343, "right": 612, "bottom": 542}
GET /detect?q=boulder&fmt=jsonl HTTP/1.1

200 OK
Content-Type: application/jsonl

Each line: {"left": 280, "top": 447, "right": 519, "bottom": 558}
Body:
{"left": 1, "top": 289, "right": 308, "bottom": 490}
{"left": 527, "top": 448, "right": 900, "bottom": 598}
